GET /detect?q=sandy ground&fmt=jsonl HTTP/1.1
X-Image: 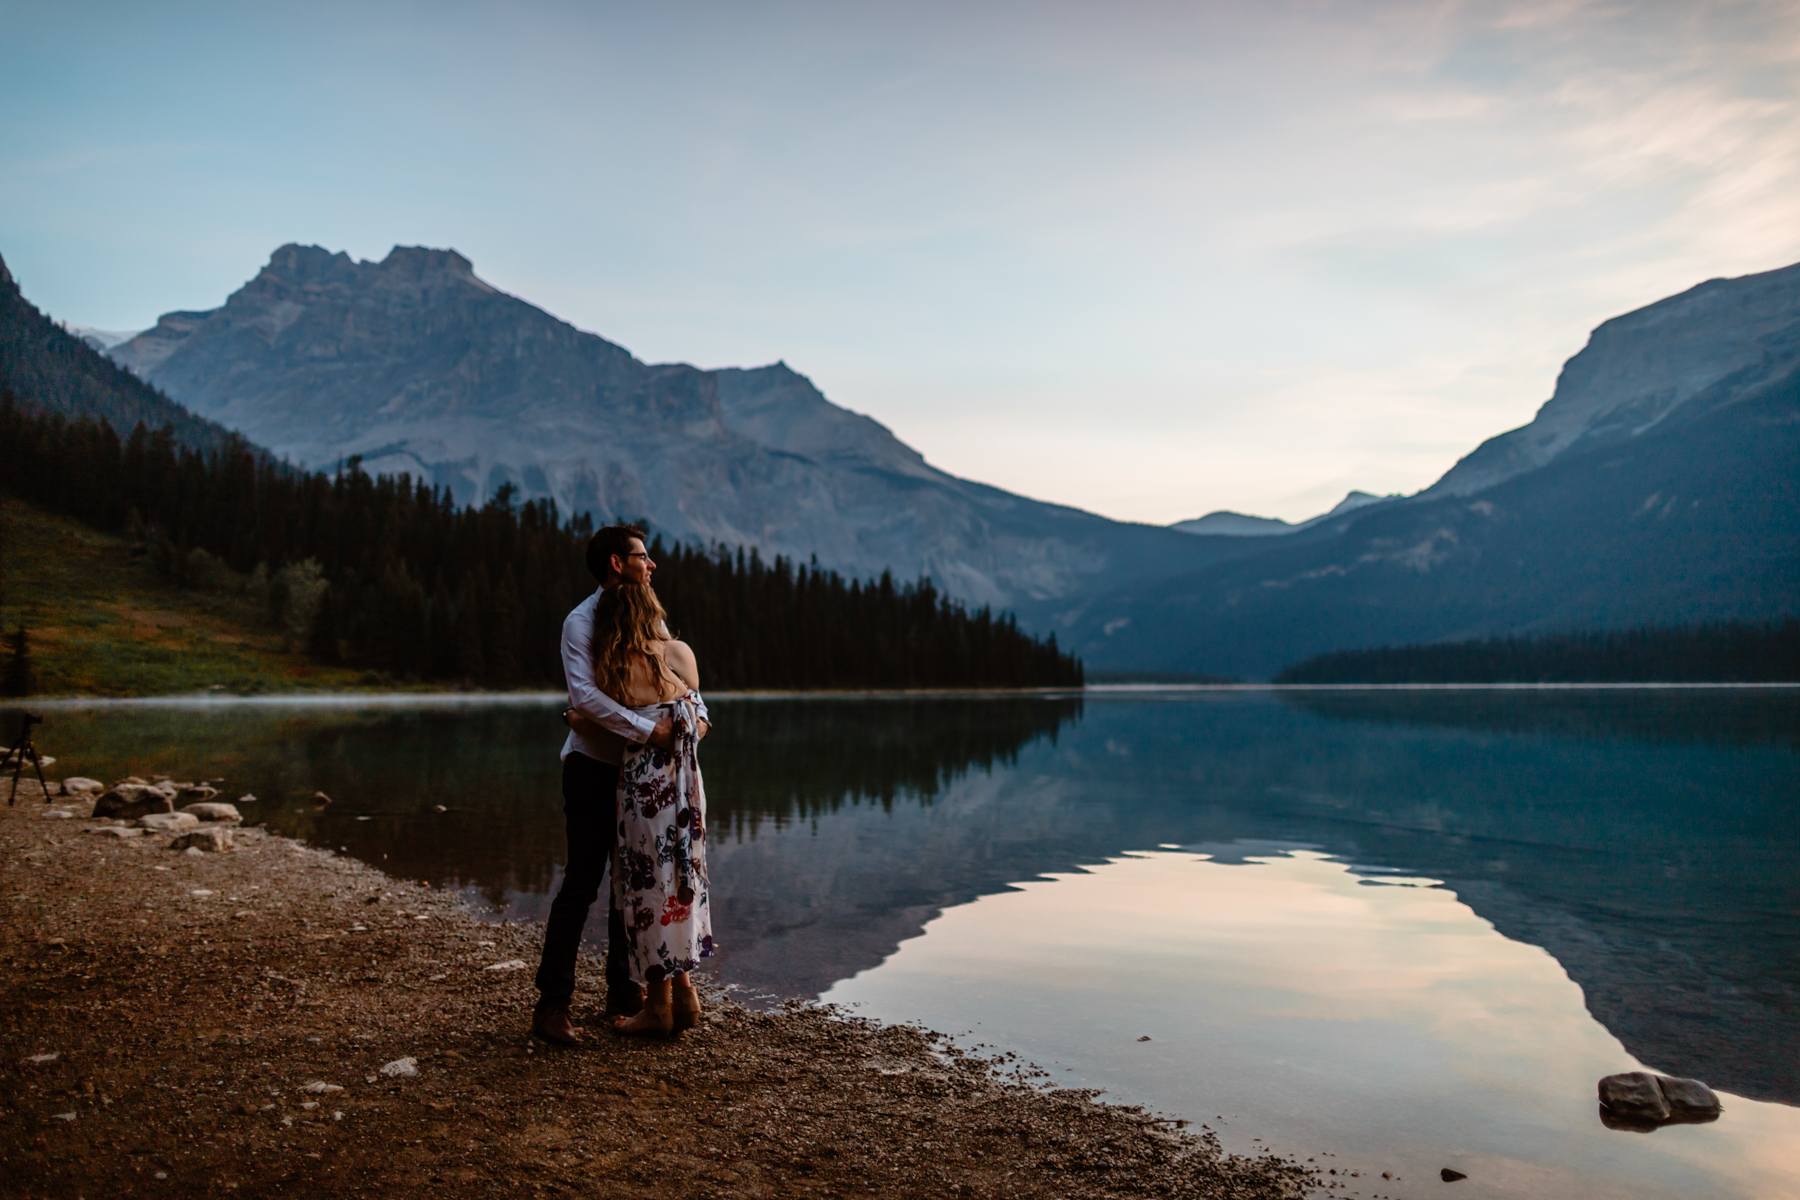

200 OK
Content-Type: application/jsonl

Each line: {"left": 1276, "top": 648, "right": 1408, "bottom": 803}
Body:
{"left": 0, "top": 777, "right": 1319, "bottom": 1199}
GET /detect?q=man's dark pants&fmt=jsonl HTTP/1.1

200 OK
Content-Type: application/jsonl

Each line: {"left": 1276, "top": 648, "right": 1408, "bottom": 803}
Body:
{"left": 534, "top": 751, "right": 636, "bottom": 1013}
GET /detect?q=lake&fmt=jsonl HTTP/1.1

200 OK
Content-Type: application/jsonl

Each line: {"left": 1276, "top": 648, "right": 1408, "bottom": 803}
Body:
{"left": 11, "top": 687, "right": 1799, "bottom": 1199}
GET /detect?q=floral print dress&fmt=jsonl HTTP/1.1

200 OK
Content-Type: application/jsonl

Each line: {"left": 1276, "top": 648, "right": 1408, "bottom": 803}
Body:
{"left": 612, "top": 690, "right": 714, "bottom": 985}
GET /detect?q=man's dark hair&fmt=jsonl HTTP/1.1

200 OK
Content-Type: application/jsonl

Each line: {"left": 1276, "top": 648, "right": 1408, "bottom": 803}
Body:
{"left": 586, "top": 523, "right": 647, "bottom": 585}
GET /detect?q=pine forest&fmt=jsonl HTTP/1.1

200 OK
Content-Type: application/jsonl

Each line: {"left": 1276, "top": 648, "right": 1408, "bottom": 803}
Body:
{"left": 0, "top": 396, "right": 1083, "bottom": 691}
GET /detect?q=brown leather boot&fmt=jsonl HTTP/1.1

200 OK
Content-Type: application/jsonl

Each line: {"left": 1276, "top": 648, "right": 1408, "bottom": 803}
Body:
{"left": 672, "top": 972, "right": 702, "bottom": 1032}
{"left": 531, "top": 1000, "right": 581, "bottom": 1046}
{"left": 610, "top": 979, "right": 675, "bottom": 1038}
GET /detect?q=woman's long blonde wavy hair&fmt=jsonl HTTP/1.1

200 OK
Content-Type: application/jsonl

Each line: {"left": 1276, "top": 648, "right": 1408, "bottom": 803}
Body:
{"left": 593, "top": 583, "right": 679, "bottom": 704}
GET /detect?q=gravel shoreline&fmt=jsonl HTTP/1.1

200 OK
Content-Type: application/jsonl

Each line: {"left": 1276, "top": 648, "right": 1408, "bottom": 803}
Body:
{"left": 1, "top": 777, "right": 1315, "bottom": 1198}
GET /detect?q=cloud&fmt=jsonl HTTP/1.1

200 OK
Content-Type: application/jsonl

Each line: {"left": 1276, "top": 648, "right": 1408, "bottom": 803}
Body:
{"left": 1487, "top": 0, "right": 1618, "bottom": 32}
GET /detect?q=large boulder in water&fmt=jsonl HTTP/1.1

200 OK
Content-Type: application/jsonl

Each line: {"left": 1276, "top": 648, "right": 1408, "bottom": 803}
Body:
{"left": 1598, "top": 1072, "right": 1723, "bottom": 1129}
{"left": 1598, "top": 1073, "right": 1670, "bottom": 1124}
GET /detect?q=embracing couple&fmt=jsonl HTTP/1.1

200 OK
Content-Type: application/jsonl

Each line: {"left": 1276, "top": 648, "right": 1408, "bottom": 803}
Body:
{"left": 531, "top": 523, "right": 714, "bottom": 1044}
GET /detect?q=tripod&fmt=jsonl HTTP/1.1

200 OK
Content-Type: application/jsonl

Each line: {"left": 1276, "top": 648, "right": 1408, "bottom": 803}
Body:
{"left": 5, "top": 712, "right": 49, "bottom": 806}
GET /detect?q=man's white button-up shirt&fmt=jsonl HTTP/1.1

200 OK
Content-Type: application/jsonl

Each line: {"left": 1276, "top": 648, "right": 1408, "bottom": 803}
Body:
{"left": 558, "top": 588, "right": 709, "bottom": 764}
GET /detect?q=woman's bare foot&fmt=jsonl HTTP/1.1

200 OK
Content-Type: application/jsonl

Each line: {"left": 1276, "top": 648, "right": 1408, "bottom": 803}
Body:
{"left": 610, "top": 978, "right": 674, "bottom": 1037}
{"left": 672, "top": 972, "right": 702, "bottom": 1032}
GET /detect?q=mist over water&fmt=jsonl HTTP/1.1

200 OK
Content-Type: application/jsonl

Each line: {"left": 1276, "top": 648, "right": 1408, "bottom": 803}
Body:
{"left": 11, "top": 688, "right": 1798, "bottom": 1198}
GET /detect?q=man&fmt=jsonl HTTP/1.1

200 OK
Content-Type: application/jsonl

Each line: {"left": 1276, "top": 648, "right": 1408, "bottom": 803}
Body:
{"left": 531, "top": 523, "right": 704, "bottom": 1045}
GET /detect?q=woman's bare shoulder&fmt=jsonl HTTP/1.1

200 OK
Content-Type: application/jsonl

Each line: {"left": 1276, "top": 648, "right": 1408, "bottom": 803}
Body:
{"left": 661, "top": 639, "right": 700, "bottom": 687}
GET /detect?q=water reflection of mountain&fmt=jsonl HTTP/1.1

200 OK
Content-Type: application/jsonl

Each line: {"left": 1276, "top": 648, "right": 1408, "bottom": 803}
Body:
{"left": 725, "top": 692, "right": 1798, "bottom": 1105}
{"left": 21, "top": 691, "right": 1795, "bottom": 1107}
{"left": 1254, "top": 690, "right": 1800, "bottom": 1106}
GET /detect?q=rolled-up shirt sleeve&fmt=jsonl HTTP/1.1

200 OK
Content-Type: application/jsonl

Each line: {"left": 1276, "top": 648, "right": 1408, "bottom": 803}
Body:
{"left": 563, "top": 603, "right": 656, "bottom": 743}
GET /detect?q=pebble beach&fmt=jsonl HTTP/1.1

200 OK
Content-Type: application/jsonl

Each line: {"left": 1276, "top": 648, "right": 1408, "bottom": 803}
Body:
{"left": 0, "top": 774, "right": 1315, "bottom": 1199}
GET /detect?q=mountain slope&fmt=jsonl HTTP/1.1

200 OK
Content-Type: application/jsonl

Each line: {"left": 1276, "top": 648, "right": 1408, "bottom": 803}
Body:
{"left": 1429, "top": 261, "right": 1800, "bottom": 496}
{"left": 1050, "top": 358, "right": 1800, "bottom": 677}
{"left": 0, "top": 497, "right": 365, "bottom": 696}
{"left": 111, "top": 244, "right": 1241, "bottom": 609}
{"left": 0, "top": 253, "right": 237, "bottom": 452}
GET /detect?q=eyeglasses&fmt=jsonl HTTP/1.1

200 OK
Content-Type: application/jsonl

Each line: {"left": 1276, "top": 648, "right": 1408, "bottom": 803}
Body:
{"left": 624, "top": 551, "right": 651, "bottom": 560}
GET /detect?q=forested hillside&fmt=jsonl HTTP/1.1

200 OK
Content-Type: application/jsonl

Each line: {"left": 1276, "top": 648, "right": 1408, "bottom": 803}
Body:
{"left": 0, "top": 397, "right": 1082, "bottom": 691}
{"left": 0, "top": 254, "right": 236, "bottom": 453}
{"left": 1276, "top": 622, "right": 1800, "bottom": 684}
{"left": 0, "top": 498, "right": 367, "bottom": 696}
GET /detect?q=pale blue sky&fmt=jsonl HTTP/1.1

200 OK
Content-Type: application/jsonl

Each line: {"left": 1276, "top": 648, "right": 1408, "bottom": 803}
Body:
{"left": 4, "top": 1, "right": 1797, "bottom": 522}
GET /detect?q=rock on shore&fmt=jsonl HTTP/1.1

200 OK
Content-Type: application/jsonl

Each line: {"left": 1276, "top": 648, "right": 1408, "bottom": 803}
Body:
{"left": 90, "top": 782, "right": 173, "bottom": 819}
{"left": 170, "top": 827, "right": 234, "bottom": 853}
{"left": 181, "top": 802, "right": 242, "bottom": 824}
{"left": 138, "top": 812, "right": 200, "bottom": 835}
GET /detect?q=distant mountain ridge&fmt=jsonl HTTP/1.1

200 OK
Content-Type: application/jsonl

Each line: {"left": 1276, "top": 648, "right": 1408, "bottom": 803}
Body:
{"left": 88, "top": 246, "right": 1800, "bottom": 677}
{"left": 1043, "top": 261, "right": 1800, "bottom": 677}
{"left": 1170, "top": 490, "right": 1392, "bottom": 537}
{"left": 58, "top": 322, "right": 140, "bottom": 354}
{"left": 109, "top": 244, "right": 1237, "bottom": 610}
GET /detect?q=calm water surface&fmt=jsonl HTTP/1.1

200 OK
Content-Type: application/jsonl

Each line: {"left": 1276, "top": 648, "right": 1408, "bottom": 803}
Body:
{"left": 13, "top": 688, "right": 1799, "bottom": 1199}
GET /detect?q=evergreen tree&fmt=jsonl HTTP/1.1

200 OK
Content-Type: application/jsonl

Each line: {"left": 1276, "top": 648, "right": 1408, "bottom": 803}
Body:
{"left": 1276, "top": 621, "right": 1800, "bottom": 684}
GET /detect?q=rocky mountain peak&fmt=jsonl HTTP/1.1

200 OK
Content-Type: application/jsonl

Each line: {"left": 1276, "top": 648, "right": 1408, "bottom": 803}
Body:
{"left": 246, "top": 244, "right": 485, "bottom": 296}
{"left": 377, "top": 245, "right": 478, "bottom": 282}
{"left": 258, "top": 243, "right": 357, "bottom": 285}
{"left": 1318, "top": 490, "right": 1386, "bottom": 519}
{"left": 0, "top": 252, "right": 12, "bottom": 289}
{"left": 1429, "top": 260, "right": 1800, "bottom": 497}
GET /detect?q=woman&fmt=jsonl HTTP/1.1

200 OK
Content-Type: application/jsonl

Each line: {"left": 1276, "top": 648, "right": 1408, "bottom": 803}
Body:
{"left": 587, "top": 582, "right": 713, "bottom": 1037}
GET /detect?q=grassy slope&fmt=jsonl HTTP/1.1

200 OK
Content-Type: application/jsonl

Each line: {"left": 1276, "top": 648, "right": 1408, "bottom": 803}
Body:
{"left": 0, "top": 498, "right": 367, "bottom": 696}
